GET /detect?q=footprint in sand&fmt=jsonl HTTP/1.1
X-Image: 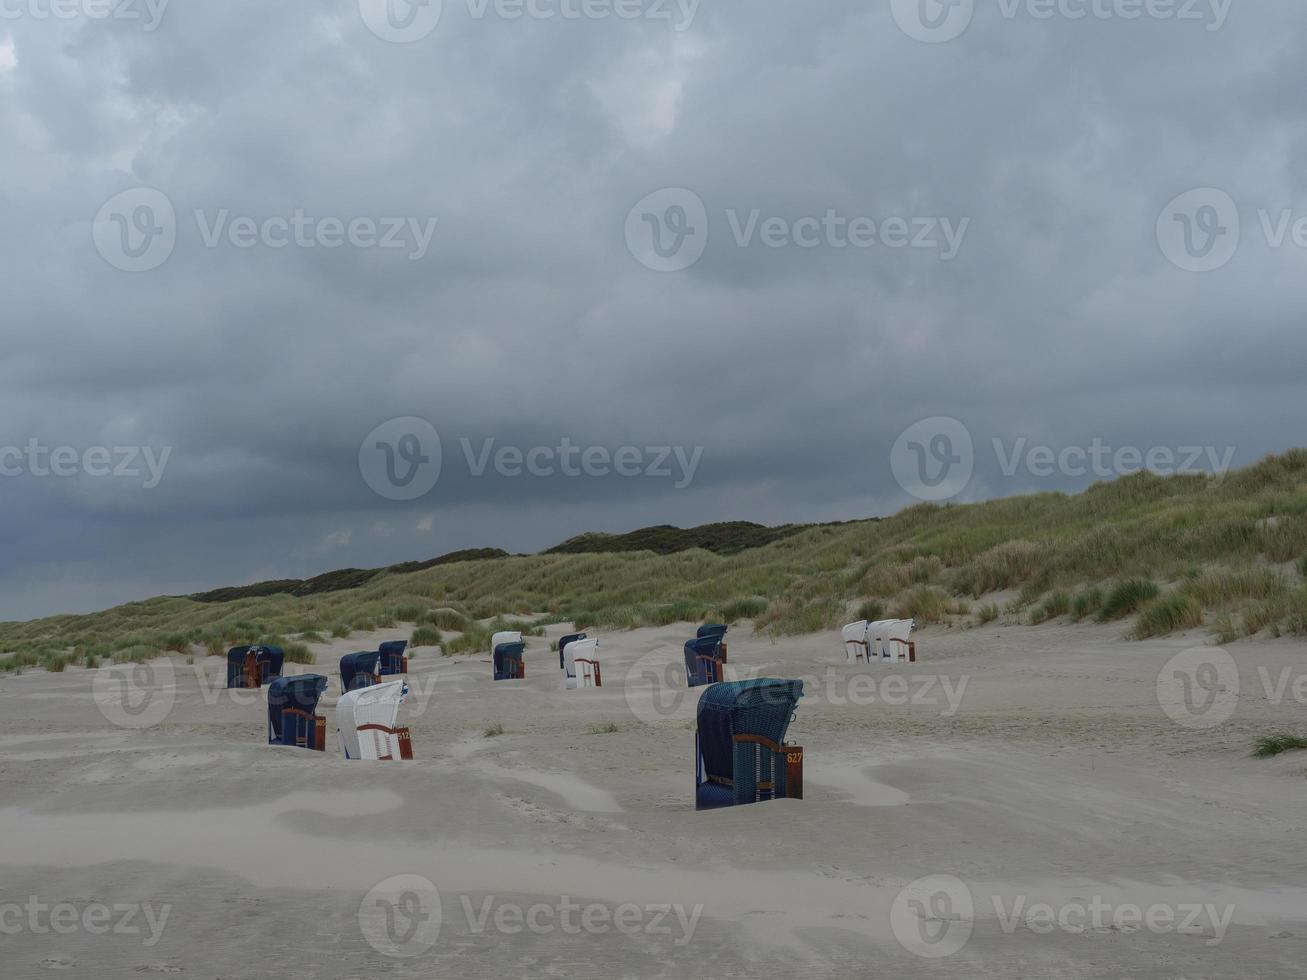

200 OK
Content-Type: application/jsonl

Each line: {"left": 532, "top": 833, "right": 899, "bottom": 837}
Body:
{"left": 40, "top": 957, "right": 75, "bottom": 970}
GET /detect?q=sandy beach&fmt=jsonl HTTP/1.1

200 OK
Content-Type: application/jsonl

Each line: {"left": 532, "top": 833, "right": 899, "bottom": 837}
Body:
{"left": 1, "top": 622, "right": 1305, "bottom": 978}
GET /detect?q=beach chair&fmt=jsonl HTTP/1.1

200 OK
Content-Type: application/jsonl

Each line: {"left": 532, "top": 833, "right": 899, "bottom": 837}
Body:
{"left": 882, "top": 619, "right": 917, "bottom": 662}
{"left": 267, "top": 675, "right": 329, "bottom": 751}
{"left": 337, "top": 679, "right": 414, "bottom": 761}
{"left": 842, "top": 621, "right": 871, "bottom": 662}
{"left": 684, "top": 634, "right": 727, "bottom": 688}
{"left": 226, "top": 645, "right": 259, "bottom": 688}
{"left": 562, "top": 637, "right": 602, "bottom": 690}
{"left": 698, "top": 623, "right": 729, "bottom": 659}
{"left": 340, "top": 651, "right": 382, "bottom": 693}
{"left": 865, "top": 620, "right": 897, "bottom": 661}
{"left": 695, "top": 678, "right": 805, "bottom": 810}
{"left": 493, "top": 641, "right": 525, "bottom": 680}
{"left": 255, "top": 646, "right": 285, "bottom": 683}
{"left": 490, "top": 631, "right": 522, "bottom": 658}
{"left": 378, "top": 640, "right": 409, "bottom": 676}
{"left": 558, "top": 632, "right": 587, "bottom": 670}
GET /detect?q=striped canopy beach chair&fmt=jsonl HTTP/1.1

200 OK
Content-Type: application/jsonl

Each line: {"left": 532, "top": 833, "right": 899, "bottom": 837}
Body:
{"left": 340, "top": 651, "right": 382, "bottom": 693}
{"left": 337, "top": 679, "right": 414, "bottom": 761}
{"left": 695, "top": 678, "right": 804, "bottom": 810}
{"left": 377, "top": 640, "right": 409, "bottom": 676}
{"left": 267, "top": 674, "right": 329, "bottom": 751}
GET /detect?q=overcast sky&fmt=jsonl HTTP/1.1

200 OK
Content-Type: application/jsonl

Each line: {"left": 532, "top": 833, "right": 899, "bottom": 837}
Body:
{"left": 0, "top": 0, "right": 1303, "bottom": 618}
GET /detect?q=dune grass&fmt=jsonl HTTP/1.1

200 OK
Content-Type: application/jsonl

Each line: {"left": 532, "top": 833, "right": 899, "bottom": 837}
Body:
{"left": 1253, "top": 733, "right": 1307, "bottom": 758}
{"left": 4, "top": 451, "right": 1307, "bottom": 671}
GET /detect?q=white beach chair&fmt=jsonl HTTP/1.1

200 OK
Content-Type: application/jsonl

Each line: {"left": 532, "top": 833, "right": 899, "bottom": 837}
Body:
{"left": 865, "top": 620, "right": 897, "bottom": 661}
{"left": 882, "top": 619, "right": 917, "bottom": 663}
{"left": 337, "top": 680, "right": 414, "bottom": 760}
{"left": 562, "top": 637, "right": 602, "bottom": 690}
{"left": 842, "top": 621, "right": 871, "bottom": 662}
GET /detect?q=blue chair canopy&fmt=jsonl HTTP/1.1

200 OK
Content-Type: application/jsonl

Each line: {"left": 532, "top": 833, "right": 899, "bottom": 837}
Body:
{"left": 558, "top": 632, "right": 586, "bottom": 670}
{"left": 225, "top": 645, "right": 253, "bottom": 688}
{"left": 494, "top": 641, "right": 525, "bottom": 680}
{"left": 267, "top": 674, "right": 328, "bottom": 744}
{"left": 684, "top": 635, "right": 725, "bottom": 687}
{"left": 698, "top": 623, "right": 728, "bottom": 639}
{"left": 255, "top": 645, "right": 285, "bottom": 681}
{"left": 340, "top": 651, "right": 382, "bottom": 692}
{"left": 696, "top": 679, "right": 803, "bottom": 809}
{"left": 378, "top": 640, "right": 408, "bottom": 675}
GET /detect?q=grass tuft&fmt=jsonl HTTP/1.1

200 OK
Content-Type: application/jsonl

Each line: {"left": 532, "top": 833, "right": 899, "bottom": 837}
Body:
{"left": 1253, "top": 733, "right": 1307, "bottom": 758}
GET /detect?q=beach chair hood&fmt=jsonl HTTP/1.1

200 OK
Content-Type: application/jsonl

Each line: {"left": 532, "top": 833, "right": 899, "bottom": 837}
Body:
{"left": 696, "top": 678, "right": 803, "bottom": 801}
{"left": 558, "top": 632, "right": 586, "bottom": 670}
{"left": 337, "top": 679, "right": 409, "bottom": 760}
{"left": 340, "top": 651, "right": 382, "bottom": 692}
{"left": 493, "top": 641, "right": 525, "bottom": 680}
{"left": 267, "top": 674, "right": 328, "bottom": 744}
{"left": 378, "top": 640, "right": 408, "bottom": 676}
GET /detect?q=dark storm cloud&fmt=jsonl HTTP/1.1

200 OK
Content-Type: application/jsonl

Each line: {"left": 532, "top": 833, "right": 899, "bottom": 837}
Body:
{"left": 0, "top": 0, "right": 1304, "bottom": 617}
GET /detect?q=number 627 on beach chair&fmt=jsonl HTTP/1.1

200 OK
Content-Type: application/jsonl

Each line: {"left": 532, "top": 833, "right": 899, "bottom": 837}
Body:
{"left": 695, "top": 679, "right": 805, "bottom": 810}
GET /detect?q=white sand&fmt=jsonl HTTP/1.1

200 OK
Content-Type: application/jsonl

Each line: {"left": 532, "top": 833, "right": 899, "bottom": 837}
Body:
{"left": 1, "top": 621, "right": 1306, "bottom": 978}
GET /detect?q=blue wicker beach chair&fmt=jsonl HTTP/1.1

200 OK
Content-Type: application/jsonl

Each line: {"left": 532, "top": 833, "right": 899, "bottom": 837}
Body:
{"left": 378, "top": 640, "right": 409, "bottom": 676}
{"left": 493, "top": 641, "right": 525, "bottom": 680}
{"left": 255, "top": 646, "right": 285, "bottom": 684}
{"left": 695, "top": 678, "right": 804, "bottom": 810}
{"left": 558, "top": 632, "right": 587, "bottom": 670}
{"left": 267, "top": 674, "right": 329, "bottom": 751}
{"left": 340, "top": 651, "right": 382, "bottom": 693}
{"left": 226, "top": 645, "right": 257, "bottom": 689}
{"left": 684, "top": 635, "right": 726, "bottom": 688}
